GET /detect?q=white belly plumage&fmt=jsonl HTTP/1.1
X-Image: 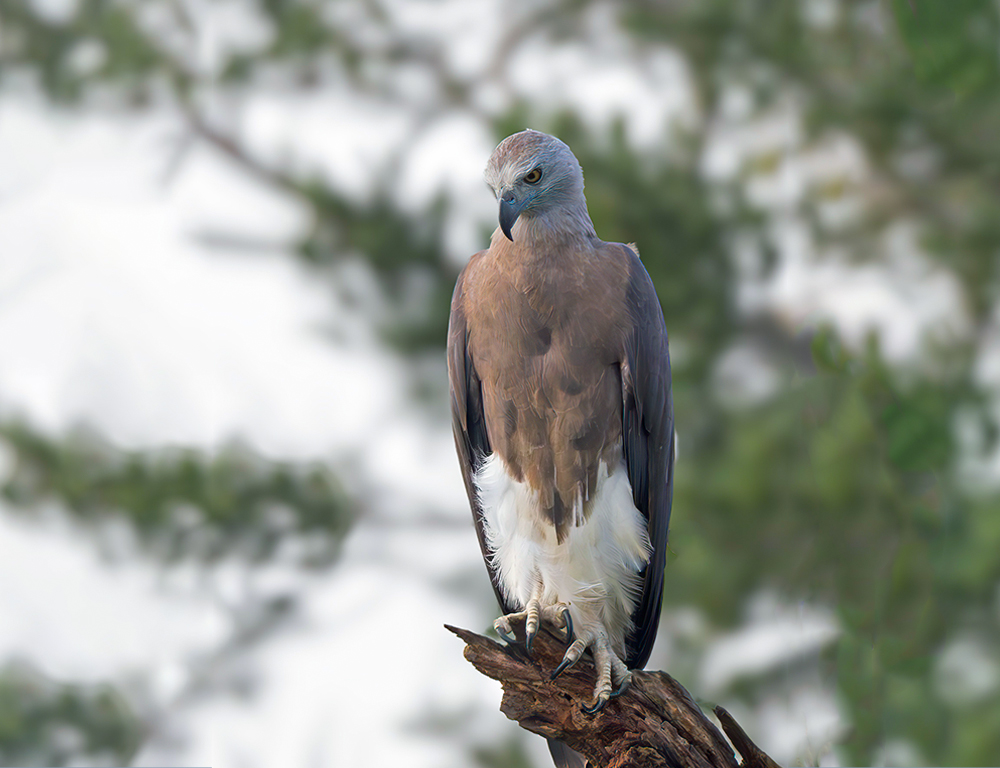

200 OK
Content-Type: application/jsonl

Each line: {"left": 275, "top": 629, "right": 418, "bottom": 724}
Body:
{"left": 474, "top": 452, "right": 651, "bottom": 654}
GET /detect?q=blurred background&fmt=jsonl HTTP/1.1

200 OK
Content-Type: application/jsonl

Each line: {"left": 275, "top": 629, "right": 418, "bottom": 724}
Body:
{"left": 1, "top": 0, "right": 999, "bottom": 765}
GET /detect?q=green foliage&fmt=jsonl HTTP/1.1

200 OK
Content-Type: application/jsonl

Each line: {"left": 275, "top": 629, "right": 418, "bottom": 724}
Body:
{"left": 670, "top": 335, "right": 1000, "bottom": 763}
{"left": 297, "top": 187, "right": 456, "bottom": 348}
{"left": 892, "top": 0, "right": 1000, "bottom": 100}
{"left": 472, "top": 738, "right": 536, "bottom": 768}
{"left": 0, "top": 422, "right": 354, "bottom": 566}
{"left": 0, "top": 662, "right": 141, "bottom": 766}
{"left": 264, "top": 2, "right": 332, "bottom": 59}
{"left": 0, "top": 0, "right": 186, "bottom": 102}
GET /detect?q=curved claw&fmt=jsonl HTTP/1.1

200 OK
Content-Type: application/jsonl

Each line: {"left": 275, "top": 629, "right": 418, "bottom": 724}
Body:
{"left": 581, "top": 696, "right": 609, "bottom": 715}
{"left": 561, "top": 607, "right": 574, "bottom": 644}
{"left": 609, "top": 677, "right": 630, "bottom": 699}
{"left": 525, "top": 628, "right": 536, "bottom": 653}
{"left": 494, "top": 625, "right": 516, "bottom": 645}
{"left": 550, "top": 654, "right": 579, "bottom": 680}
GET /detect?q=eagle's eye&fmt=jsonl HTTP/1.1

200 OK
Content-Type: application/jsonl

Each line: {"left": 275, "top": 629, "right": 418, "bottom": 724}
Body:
{"left": 524, "top": 168, "right": 542, "bottom": 184}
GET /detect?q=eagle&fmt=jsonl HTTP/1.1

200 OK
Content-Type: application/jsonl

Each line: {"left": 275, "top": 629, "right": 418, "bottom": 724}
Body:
{"left": 448, "top": 130, "right": 674, "bottom": 765}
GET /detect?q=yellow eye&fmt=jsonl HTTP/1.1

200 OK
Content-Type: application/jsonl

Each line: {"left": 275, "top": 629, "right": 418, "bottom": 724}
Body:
{"left": 524, "top": 168, "right": 542, "bottom": 184}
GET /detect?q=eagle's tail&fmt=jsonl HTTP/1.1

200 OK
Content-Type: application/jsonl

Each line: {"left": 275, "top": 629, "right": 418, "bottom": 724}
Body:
{"left": 547, "top": 738, "right": 587, "bottom": 768}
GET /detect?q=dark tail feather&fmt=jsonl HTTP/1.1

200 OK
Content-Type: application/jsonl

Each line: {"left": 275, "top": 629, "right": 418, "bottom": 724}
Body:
{"left": 547, "top": 738, "right": 587, "bottom": 768}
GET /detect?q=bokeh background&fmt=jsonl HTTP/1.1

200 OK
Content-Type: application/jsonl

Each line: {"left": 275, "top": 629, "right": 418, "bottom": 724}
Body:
{"left": 1, "top": 0, "right": 999, "bottom": 766}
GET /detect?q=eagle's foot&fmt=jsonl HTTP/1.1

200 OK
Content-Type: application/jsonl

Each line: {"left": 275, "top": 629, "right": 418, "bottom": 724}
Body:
{"left": 494, "top": 601, "right": 573, "bottom": 650}
{"left": 550, "top": 626, "right": 632, "bottom": 713}
{"left": 493, "top": 606, "right": 538, "bottom": 649}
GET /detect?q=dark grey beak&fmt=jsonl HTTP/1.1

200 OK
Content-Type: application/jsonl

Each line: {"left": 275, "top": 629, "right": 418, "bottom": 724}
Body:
{"left": 499, "top": 191, "right": 519, "bottom": 242}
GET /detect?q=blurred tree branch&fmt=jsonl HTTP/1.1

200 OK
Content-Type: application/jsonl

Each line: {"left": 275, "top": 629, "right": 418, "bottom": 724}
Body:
{"left": 0, "top": 422, "right": 353, "bottom": 566}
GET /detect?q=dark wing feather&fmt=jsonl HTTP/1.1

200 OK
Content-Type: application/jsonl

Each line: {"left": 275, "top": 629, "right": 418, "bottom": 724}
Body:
{"left": 547, "top": 738, "right": 588, "bottom": 768}
{"left": 619, "top": 246, "right": 675, "bottom": 670}
{"left": 447, "top": 257, "right": 516, "bottom": 616}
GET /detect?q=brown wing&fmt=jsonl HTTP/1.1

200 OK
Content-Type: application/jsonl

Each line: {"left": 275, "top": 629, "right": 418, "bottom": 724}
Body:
{"left": 619, "top": 245, "right": 675, "bottom": 670}
{"left": 447, "top": 255, "right": 517, "bottom": 615}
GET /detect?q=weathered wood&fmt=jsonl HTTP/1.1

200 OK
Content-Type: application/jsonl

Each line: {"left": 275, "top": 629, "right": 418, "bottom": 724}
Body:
{"left": 447, "top": 620, "right": 780, "bottom": 768}
{"left": 713, "top": 707, "right": 782, "bottom": 768}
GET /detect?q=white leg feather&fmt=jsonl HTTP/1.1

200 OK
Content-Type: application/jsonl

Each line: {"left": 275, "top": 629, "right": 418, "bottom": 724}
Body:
{"left": 475, "top": 452, "right": 651, "bottom": 704}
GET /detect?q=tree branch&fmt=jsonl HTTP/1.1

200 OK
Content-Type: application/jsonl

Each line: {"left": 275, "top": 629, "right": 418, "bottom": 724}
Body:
{"left": 447, "top": 621, "right": 779, "bottom": 768}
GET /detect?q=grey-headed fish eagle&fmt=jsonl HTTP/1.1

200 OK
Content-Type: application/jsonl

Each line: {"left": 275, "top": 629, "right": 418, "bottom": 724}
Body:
{"left": 448, "top": 129, "right": 674, "bottom": 767}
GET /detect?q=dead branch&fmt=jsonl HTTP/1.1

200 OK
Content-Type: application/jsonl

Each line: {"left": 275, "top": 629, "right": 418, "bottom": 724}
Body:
{"left": 447, "top": 620, "right": 780, "bottom": 768}
{"left": 712, "top": 707, "right": 781, "bottom": 768}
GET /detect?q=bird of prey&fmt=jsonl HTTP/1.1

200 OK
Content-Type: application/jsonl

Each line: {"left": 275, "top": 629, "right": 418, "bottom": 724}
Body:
{"left": 448, "top": 130, "right": 674, "bottom": 758}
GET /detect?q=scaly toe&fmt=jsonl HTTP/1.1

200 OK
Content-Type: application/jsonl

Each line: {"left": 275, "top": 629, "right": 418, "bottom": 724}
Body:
{"left": 524, "top": 599, "right": 541, "bottom": 653}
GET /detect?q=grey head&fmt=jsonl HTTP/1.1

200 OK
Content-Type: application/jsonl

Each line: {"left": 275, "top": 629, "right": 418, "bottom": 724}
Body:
{"left": 484, "top": 130, "right": 589, "bottom": 242}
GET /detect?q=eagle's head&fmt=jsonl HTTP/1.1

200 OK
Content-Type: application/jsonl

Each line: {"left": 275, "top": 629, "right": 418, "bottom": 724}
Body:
{"left": 484, "top": 130, "right": 587, "bottom": 241}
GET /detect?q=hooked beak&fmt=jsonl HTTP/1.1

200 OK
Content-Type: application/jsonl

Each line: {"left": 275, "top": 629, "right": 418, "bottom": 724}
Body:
{"left": 498, "top": 190, "right": 525, "bottom": 242}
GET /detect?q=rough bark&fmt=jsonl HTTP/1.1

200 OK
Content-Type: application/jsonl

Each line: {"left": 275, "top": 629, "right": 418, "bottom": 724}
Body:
{"left": 447, "top": 621, "right": 780, "bottom": 768}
